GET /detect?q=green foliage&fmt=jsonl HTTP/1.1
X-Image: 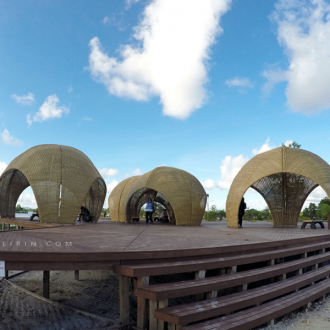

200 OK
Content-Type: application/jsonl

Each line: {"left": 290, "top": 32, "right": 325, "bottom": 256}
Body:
{"left": 15, "top": 204, "right": 23, "bottom": 211}
{"left": 243, "top": 207, "right": 272, "bottom": 221}
{"left": 204, "top": 205, "right": 226, "bottom": 221}
{"left": 282, "top": 141, "right": 301, "bottom": 148}
{"left": 139, "top": 208, "right": 145, "bottom": 219}
{"left": 302, "top": 197, "right": 330, "bottom": 220}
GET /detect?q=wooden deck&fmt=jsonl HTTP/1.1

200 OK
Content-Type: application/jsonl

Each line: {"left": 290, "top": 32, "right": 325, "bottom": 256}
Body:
{"left": 0, "top": 219, "right": 329, "bottom": 270}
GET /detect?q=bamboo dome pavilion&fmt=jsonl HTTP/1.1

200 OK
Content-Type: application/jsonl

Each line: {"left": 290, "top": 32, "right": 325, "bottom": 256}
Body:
{"left": 109, "top": 166, "right": 207, "bottom": 226}
{"left": 226, "top": 146, "right": 330, "bottom": 228}
{"left": 0, "top": 144, "right": 106, "bottom": 224}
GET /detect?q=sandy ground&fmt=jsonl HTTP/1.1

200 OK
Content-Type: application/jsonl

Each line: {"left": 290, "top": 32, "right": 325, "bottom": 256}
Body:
{"left": 1, "top": 270, "right": 330, "bottom": 329}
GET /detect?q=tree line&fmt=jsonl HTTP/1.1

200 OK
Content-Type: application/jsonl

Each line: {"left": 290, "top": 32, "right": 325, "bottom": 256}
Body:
{"left": 302, "top": 197, "right": 330, "bottom": 220}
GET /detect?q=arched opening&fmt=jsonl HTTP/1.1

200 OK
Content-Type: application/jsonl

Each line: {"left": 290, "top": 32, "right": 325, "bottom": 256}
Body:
{"left": 126, "top": 188, "right": 175, "bottom": 224}
{"left": 81, "top": 178, "right": 106, "bottom": 222}
{"left": 249, "top": 173, "right": 319, "bottom": 226}
{"left": 0, "top": 169, "right": 31, "bottom": 219}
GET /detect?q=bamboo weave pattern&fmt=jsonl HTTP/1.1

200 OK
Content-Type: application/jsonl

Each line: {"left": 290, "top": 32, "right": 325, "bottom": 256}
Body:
{"left": 0, "top": 144, "right": 106, "bottom": 224}
{"left": 226, "top": 146, "right": 330, "bottom": 227}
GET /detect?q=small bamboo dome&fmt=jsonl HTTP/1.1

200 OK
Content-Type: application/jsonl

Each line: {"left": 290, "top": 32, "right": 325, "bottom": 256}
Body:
{"left": 124, "top": 166, "right": 207, "bottom": 226}
{"left": 226, "top": 146, "right": 330, "bottom": 228}
{"left": 0, "top": 144, "right": 106, "bottom": 224}
{"left": 108, "top": 176, "right": 140, "bottom": 222}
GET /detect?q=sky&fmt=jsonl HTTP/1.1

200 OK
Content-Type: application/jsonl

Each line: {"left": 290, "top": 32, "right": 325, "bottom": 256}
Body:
{"left": 1, "top": 0, "right": 330, "bottom": 211}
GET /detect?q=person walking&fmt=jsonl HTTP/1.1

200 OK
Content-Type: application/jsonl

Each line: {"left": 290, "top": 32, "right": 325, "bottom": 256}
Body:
{"left": 238, "top": 197, "right": 246, "bottom": 228}
{"left": 145, "top": 197, "right": 154, "bottom": 224}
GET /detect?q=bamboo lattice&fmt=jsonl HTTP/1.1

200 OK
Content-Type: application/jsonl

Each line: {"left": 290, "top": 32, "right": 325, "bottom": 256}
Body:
{"left": 124, "top": 166, "right": 207, "bottom": 226}
{"left": 0, "top": 144, "right": 106, "bottom": 224}
{"left": 226, "top": 146, "right": 330, "bottom": 227}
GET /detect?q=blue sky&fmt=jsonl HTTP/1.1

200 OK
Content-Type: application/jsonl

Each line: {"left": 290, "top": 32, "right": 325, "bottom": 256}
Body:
{"left": 1, "top": 0, "right": 330, "bottom": 210}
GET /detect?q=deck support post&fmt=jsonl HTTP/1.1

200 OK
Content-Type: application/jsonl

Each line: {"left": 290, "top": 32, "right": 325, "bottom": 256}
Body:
{"left": 119, "top": 274, "right": 130, "bottom": 324}
{"left": 195, "top": 270, "right": 206, "bottom": 301}
{"left": 268, "top": 319, "right": 275, "bottom": 326}
{"left": 149, "top": 300, "right": 158, "bottom": 330}
{"left": 5, "top": 270, "right": 8, "bottom": 279}
{"left": 74, "top": 270, "right": 79, "bottom": 281}
{"left": 137, "top": 276, "right": 149, "bottom": 329}
{"left": 43, "top": 270, "right": 50, "bottom": 299}
{"left": 206, "top": 290, "right": 218, "bottom": 299}
{"left": 157, "top": 300, "right": 168, "bottom": 330}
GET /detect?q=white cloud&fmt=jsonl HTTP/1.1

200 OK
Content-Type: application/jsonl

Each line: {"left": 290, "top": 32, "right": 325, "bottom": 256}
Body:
{"left": 17, "top": 188, "right": 37, "bottom": 209}
{"left": 125, "top": 0, "right": 140, "bottom": 9}
{"left": 99, "top": 168, "right": 119, "bottom": 177}
{"left": 11, "top": 93, "right": 35, "bottom": 105}
{"left": 252, "top": 137, "right": 275, "bottom": 155}
{"left": 218, "top": 154, "right": 249, "bottom": 189}
{"left": 132, "top": 168, "right": 141, "bottom": 175}
{"left": 304, "top": 186, "right": 327, "bottom": 208}
{"left": 1, "top": 128, "right": 22, "bottom": 146}
{"left": 0, "top": 161, "right": 7, "bottom": 176}
{"left": 103, "top": 16, "right": 110, "bottom": 24}
{"left": 88, "top": 0, "right": 232, "bottom": 119}
{"left": 225, "top": 77, "right": 253, "bottom": 88}
{"left": 202, "top": 179, "right": 216, "bottom": 190}
{"left": 28, "top": 95, "right": 69, "bottom": 125}
{"left": 107, "top": 179, "right": 119, "bottom": 193}
{"left": 264, "top": 0, "right": 330, "bottom": 114}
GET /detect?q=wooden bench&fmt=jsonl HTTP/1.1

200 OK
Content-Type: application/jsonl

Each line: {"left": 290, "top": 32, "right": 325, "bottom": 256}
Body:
{"left": 180, "top": 277, "right": 330, "bottom": 330}
{"left": 301, "top": 220, "right": 325, "bottom": 229}
{"left": 134, "top": 251, "right": 330, "bottom": 329}
{"left": 135, "top": 251, "right": 330, "bottom": 301}
{"left": 154, "top": 265, "right": 330, "bottom": 326}
{"left": 114, "top": 241, "right": 330, "bottom": 326}
{"left": 114, "top": 240, "right": 330, "bottom": 277}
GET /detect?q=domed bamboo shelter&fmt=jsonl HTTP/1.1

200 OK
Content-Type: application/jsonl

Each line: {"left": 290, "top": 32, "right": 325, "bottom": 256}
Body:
{"left": 226, "top": 146, "right": 330, "bottom": 228}
{"left": 119, "top": 166, "right": 207, "bottom": 226}
{"left": 108, "top": 176, "right": 140, "bottom": 223}
{"left": 0, "top": 144, "right": 106, "bottom": 224}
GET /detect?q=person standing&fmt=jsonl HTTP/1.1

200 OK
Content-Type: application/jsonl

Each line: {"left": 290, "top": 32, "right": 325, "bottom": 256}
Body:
{"left": 145, "top": 197, "right": 154, "bottom": 224}
{"left": 238, "top": 197, "right": 246, "bottom": 228}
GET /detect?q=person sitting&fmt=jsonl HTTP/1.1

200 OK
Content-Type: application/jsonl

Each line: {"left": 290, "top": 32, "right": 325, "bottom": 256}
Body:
{"left": 78, "top": 206, "right": 91, "bottom": 222}
{"left": 160, "top": 208, "right": 169, "bottom": 223}
{"left": 29, "top": 208, "right": 39, "bottom": 221}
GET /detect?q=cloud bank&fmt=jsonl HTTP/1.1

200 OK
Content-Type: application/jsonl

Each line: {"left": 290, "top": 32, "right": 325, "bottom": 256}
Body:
{"left": 99, "top": 168, "right": 119, "bottom": 177}
{"left": 264, "top": 0, "right": 330, "bottom": 114}
{"left": 89, "top": 0, "right": 232, "bottom": 119}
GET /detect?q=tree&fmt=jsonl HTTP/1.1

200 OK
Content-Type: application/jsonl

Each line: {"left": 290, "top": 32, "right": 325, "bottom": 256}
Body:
{"left": 282, "top": 141, "right": 301, "bottom": 148}
{"left": 319, "top": 203, "right": 330, "bottom": 220}
{"left": 308, "top": 203, "right": 317, "bottom": 219}
{"left": 204, "top": 205, "right": 226, "bottom": 221}
{"left": 15, "top": 204, "right": 23, "bottom": 211}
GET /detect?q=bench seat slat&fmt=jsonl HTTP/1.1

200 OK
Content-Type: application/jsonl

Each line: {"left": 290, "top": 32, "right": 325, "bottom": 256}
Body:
{"left": 154, "top": 264, "right": 330, "bottom": 325}
{"left": 135, "top": 251, "right": 330, "bottom": 300}
{"left": 181, "top": 278, "right": 330, "bottom": 330}
{"left": 114, "top": 241, "right": 330, "bottom": 277}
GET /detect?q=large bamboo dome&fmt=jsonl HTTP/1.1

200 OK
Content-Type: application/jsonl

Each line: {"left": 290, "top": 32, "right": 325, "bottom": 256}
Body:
{"left": 121, "top": 166, "right": 207, "bottom": 226}
{"left": 0, "top": 144, "right": 106, "bottom": 224}
{"left": 226, "top": 146, "right": 330, "bottom": 228}
{"left": 108, "top": 176, "right": 140, "bottom": 222}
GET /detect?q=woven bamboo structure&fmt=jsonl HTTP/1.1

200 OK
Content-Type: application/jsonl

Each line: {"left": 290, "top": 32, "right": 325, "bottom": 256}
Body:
{"left": 124, "top": 166, "right": 207, "bottom": 226}
{"left": 226, "top": 146, "right": 330, "bottom": 227}
{"left": 108, "top": 176, "right": 140, "bottom": 222}
{"left": 0, "top": 144, "right": 106, "bottom": 224}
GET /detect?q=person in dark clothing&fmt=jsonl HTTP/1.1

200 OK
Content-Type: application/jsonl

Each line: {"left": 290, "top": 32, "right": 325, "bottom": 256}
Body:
{"left": 78, "top": 206, "right": 91, "bottom": 222}
{"left": 29, "top": 208, "right": 39, "bottom": 221}
{"left": 238, "top": 197, "right": 246, "bottom": 227}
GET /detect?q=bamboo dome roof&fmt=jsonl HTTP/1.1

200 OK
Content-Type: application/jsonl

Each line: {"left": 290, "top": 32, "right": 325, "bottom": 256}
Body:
{"left": 108, "top": 176, "right": 140, "bottom": 223}
{"left": 0, "top": 144, "right": 106, "bottom": 224}
{"left": 226, "top": 146, "right": 330, "bottom": 227}
{"left": 124, "top": 166, "right": 207, "bottom": 226}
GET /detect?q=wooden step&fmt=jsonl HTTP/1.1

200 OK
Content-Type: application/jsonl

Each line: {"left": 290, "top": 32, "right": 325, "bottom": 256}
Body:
{"left": 114, "top": 241, "right": 330, "bottom": 277}
{"left": 155, "top": 264, "right": 330, "bottom": 325}
{"left": 180, "top": 277, "right": 330, "bottom": 330}
{"left": 135, "top": 250, "right": 330, "bottom": 300}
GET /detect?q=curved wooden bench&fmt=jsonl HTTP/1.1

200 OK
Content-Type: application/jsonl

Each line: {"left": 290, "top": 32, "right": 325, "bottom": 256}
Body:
{"left": 180, "top": 278, "right": 330, "bottom": 330}
{"left": 155, "top": 265, "right": 330, "bottom": 326}
{"left": 135, "top": 251, "right": 330, "bottom": 300}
